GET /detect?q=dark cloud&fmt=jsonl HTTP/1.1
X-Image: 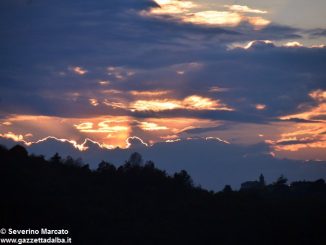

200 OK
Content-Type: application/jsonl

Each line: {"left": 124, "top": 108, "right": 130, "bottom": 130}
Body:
{"left": 307, "top": 28, "right": 326, "bottom": 37}
{"left": 180, "top": 124, "right": 234, "bottom": 134}
{"left": 1, "top": 136, "right": 326, "bottom": 190}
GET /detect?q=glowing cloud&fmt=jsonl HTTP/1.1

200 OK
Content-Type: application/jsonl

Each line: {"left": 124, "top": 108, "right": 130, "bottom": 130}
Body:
{"left": 231, "top": 40, "right": 324, "bottom": 50}
{"left": 131, "top": 99, "right": 181, "bottom": 112}
{"left": 205, "top": 136, "right": 230, "bottom": 144}
{"left": 143, "top": 1, "right": 270, "bottom": 29}
{"left": 209, "top": 86, "right": 229, "bottom": 93}
{"left": 284, "top": 41, "right": 303, "bottom": 47}
{"left": 255, "top": 104, "right": 267, "bottom": 110}
{"left": 246, "top": 16, "right": 271, "bottom": 29}
{"left": 70, "top": 66, "right": 88, "bottom": 75}
{"left": 243, "top": 40, "right": 273, "bottom": 49}
{"left": 139, "top": 122, "right": 169, "bottom": 131}
{"left": 268, "top": 123, "right": 326, "bottom": 152}
{"left": 310, "top": 89, "right": 326, "bottom": 102}
{"left": 275, "top": 90, "right": 326, "bottom": 153}
{"left": 0, "top": 132, "right": 95, "bottom": 151}
{"left": 280, "top": 104, "right": 326, "bottom": 121}
{"left": 0, "top": 132, "right": 26, "bottom": 143}
{"left": 126, "top": 136, "right": 149, "bottom": 148}
{"left": 225, "top": 5, "right": 267, "bottom": 14}
{"left": 130, "top": 90, "right": 171, "bottom": 97}
{"left": 183, "top": 95, "right": 228, "bottom": 110}
{"left": 98, "top": 80, "right": 110, "bottom": 86}
{"left": 2, "top": 122, "right": 12, "bottom": 126}
{"left": 74, "top": 121, "right": 129, "bottom": 133}
{"left": 107, "top": 66, "right": 135, "bottom": 80}
{"left": 103, "top": 100, "right": 128, "bottom": 109}
{"left": 130, "top": 95, "right": 232, "bottom": 112}
{"left": 89, "top": 99, "right": 99, "bottom": 107}
{"left": 184, "top": 11, "right": 242, "bottom": 27}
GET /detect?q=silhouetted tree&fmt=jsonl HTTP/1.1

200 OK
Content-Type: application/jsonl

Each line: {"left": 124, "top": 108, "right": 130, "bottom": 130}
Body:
{"left": 128, "top": 152, "right": 143, "bottom": 166}
{"left": 274, "top": 175, "right": 288, "bottom": 186}
{"left": 8, "top": 144, "right": 28, "bottom": 159}
{"left": 223, "top": 185, "right": 233, "bottom": 193}
{"left": 97, "top": 160, "right": 116, "bottom": 173}
{"left": 144, "top": 160, "right": 155, "bottom": 169}
{"left": 1, "top": 144, "right": 326, "bottom": 245}
{"left": 0, "top": 144, "right": 7, "bottom": 155}
{"left": 174, "top": 170, "right": 193, "bottom": 187}
{"left": 50, "top": 152, "right": 62, "bottom": 164}
{"left": 63, "top": 156, "right": 83, "bottom": 167}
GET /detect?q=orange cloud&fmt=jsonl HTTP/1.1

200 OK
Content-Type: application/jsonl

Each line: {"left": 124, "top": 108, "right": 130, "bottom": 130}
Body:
{"left": 74, "top": 120, "right": 129, "bottom": 133}
{"left": 70, "top": 66, "right": 88, "bottom": 75}
{"left": 310, "top": 89, "right": 326, "bottom": 102}
{"left": 284, "top": 41, "right": 303, "bottom": 47}
{"left": 107, "top": 66, "right": 135, "bottom": 80}
{"left": 209, "top": 86, "right": 229, "bottom": 93}
{"left": 103, "top": 100, "right": 128, "bottom": 109}
{"left": 130, "top": 90, "right": 171, "bottom": 97}
{"left": 246, "top": 16, "right": 271, "bottom": 29}
{"left": 143, "top": 1, "right": 270, "bottom": 29}
{"left": 98, "top": 80, "right": 111, "bottom": 86}
{"left": 255, "top": 104, "right": 267, "bottom": 110}
{"left": 268, "top": 123, "right": 326, "bottom": 152}
{"left": 139, "top": 122, "right": 169, "bottom": 131}
{"left": 130, "top": 95, "right": 233, "bottom": 112}
{"left": 89, "top": 99, "right": 99, "bottom": 107}
{"left": 280, "top": 104, "right": 326, "bottom": 121}
{"left": 274, "top": 91, "right": 326, "bottom": 153}
{"left": 184, "top": 11, "right": 242, "bottom": 27}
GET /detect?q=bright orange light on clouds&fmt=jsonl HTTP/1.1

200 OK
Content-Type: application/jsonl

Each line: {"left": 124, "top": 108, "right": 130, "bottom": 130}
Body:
{"left": 268, "top": 123, "right": 326, "bottom": 152}
{"left": 89, "top": 99, "right": 99, "bottom": 107}
{"left": 139, "top": 122, "right": 169, "bottom": 131}
{"left": 131, "top": 99, "right": 181, "bottom": 111}
{"left": 247, "top": 16, "right": 271, "bottom": 30}
{"left": 184, "top": 11, "right": 242, "bottom": 27}
{"left": 280, "top": 103, "right": 326, "bottom": 121}
{"left": 274, "top": 89, "right": 326, "bottom": 153}
{"left": 130, "top": 95, "right": 233, "bottom": 112}
{"left": 70, "top": 66, "right": 88, "bottom": 75}
{"left": 143, "top": 1, "right": 270, "bottom": 29}
{"left": 0, "top": 114, "right": 221, "bottom": 150}
{"left": 310, "top": 89, "right": 326, "bottom": 102}
{"left": 130, "top": 90, "right": 171, "bottom": 97}
{"left": 255, "top": 104, "right": 266, "bottom": 110}
{"left": 284, "top": 41, "right": 303, "bottom": 47}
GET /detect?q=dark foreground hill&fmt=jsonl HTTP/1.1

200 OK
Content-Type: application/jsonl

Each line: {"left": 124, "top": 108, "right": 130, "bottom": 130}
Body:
{"left": 1, "top": 144, "right": 326, "bottom": 245}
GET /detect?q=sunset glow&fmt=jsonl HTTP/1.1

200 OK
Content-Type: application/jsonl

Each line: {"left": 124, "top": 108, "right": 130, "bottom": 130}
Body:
{"left": 0, "top": 0, "right": 325, "bottom": 162}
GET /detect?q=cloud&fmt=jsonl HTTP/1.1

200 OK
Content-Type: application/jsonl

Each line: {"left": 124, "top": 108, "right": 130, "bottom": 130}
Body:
{"left": 0, "top": 0, "right": 325, "bottom": 160}
{"left": 143, "top": 1, "right": 270, "bottom": 29}
{"left": 225, "top": 5, "right": 268, "bottom": 14}
{"left": 70, "top": 66, "right": 88, "bottom": 75}
{"left": 1, "top": 136, "right": 325, "bottom": 190}
{"left": 130, "top": 95, "right": 233, "bottom": 112}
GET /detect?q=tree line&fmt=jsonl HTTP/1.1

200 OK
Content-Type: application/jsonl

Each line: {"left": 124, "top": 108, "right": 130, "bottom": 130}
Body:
{"left": 1, "top": 144, "right": 326, "bottom": 245}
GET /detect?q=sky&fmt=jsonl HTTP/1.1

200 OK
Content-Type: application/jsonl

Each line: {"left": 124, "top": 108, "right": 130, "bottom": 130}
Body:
{"left": 0, "top": 0, "right": 326, "bottom": 166}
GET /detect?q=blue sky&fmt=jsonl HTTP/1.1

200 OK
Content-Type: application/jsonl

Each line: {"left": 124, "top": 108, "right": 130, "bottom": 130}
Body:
{"left": 0, "top": 0, "right": 325, "bottom": 162}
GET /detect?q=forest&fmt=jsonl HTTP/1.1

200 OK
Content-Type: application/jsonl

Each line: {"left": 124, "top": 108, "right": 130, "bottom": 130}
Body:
{"left": 1, "top": 144, "right": 326, "bottom": 245}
